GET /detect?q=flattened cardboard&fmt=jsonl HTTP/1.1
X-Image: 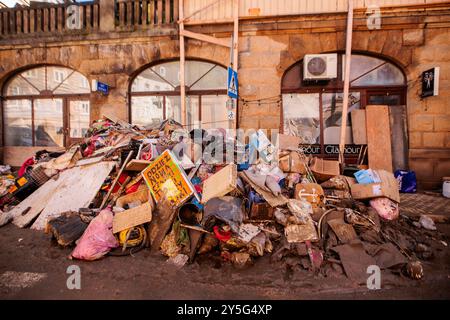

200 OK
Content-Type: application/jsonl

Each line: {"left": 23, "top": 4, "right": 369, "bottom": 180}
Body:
{"left": 285, "top": 222, "right": 318, "bottom": 243}
{"left": 201, "top": 164, "right": 237, "bottom": 204}
{"left": 351, "top": 169, "right": 400, "bottom": 203}
{"left": 113, "top": 202, "right": 153, "bottom": 234}
{"left": 328, "top": 218, "right": 358, "bottom": 244}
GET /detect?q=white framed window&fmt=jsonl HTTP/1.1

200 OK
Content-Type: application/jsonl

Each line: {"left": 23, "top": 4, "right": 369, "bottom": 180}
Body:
{"left": 54, "top": 70, "right": 66, "bottom": 83}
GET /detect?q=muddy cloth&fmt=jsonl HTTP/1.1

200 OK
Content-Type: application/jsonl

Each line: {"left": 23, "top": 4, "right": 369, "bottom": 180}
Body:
{"left": 331, "top": 241, "right": 376, "bottom": 284}
{"left": 363, "top": 242, "right": 407, "bottom": 269}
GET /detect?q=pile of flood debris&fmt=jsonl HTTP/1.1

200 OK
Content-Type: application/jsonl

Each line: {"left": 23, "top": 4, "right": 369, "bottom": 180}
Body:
{"left": 0, "top": 117, "right": 447, "bottom": 282}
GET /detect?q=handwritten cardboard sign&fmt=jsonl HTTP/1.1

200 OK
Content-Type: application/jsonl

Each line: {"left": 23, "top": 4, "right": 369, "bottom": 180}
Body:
{"left": 141, "top": 150, "right": 195, "bottom": 207}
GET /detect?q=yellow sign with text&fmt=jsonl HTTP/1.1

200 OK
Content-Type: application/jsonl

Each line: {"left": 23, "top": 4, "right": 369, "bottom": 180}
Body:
{"left": 141, "top": 150, "right": 195, "bottom": 207}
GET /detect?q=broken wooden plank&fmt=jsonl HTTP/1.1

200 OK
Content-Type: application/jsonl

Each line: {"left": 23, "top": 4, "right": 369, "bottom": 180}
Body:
{"left": 125, "top": 159, "right": 151, "bottom": 172}
{"left": 11, "top": 176, "right": 64, "bottom": 228}
{"left": 30, "top": 162, "right": 116, "bottom": 230}
{"left": 351, "top": 109, "right": 367, "bottom": 145}
{"left": 113, "top": 202, "right": 153, "bottom": 234}
{"left": 366, "top": 105, "right": 393, "bottom": 172}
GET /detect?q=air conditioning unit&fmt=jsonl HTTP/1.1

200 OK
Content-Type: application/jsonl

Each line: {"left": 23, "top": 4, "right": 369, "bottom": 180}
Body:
{"left": 303, "top": 54, "right": 338, "bottom": 80}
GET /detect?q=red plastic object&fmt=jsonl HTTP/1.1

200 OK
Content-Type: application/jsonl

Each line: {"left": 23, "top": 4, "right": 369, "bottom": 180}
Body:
{"left": 125, "top": 181, "right": 143, "bottom": 194}
{"left": 213, "top": 226, "right": 232, "bottom": 242}
{"left": 18, "top": 158, "right": 35, "bottom": 177}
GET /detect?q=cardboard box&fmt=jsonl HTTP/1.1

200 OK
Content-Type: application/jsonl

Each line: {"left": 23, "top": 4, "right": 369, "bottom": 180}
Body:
{"left": 350, "top": 170, "right": 400, "bottom": 203}
{"left": 113, "top": 202, "right": 153, "bottom": 234}
{"left": 201, "top": 163, "right": 237, "bottom": 204}
{"left": 310, "top": 157, "right": 341, "bottom": 182}
{"left": 279, "top": 152, "right": 307, "bottom": 174}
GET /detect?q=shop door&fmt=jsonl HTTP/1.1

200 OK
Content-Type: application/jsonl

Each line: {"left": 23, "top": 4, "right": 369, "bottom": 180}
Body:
{"left": 33, "top": 98, "right": 65, "bottom": 147}
{"left": 65, "top": 99, "right": 91, "bottom": 147}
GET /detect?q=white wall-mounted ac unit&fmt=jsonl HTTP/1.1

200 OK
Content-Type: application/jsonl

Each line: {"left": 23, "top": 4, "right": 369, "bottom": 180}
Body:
{"left": 303, "top": 54, "right": 338, "bottom": 80}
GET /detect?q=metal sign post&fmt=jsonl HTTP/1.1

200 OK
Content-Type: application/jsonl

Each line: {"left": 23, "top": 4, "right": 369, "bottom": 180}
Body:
{"left": 178, "top": 0, "right": 239, "bottom": 129}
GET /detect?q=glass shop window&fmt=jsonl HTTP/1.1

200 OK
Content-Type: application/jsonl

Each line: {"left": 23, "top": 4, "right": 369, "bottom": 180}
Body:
{"left": 281, "top": 54, "right": 406, "bottom": 157}
{"left": 282, "top": 93, "right": 321, "bottom": 145}
{"left": 2, "top": 66, "right": 91, "bottom": 147}
{"left": 322, "top": 92, "right": 360, "bottom": 145}
{"left": 130, "top": 60, "right": 229, "bottom": 130}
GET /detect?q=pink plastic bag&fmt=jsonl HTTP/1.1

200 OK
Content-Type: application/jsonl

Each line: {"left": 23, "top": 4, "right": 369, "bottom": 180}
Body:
{"left": 71, "top": 208, "right": 119, "bottom": 261}
{"left": 370, "top": 197, "right": 399, "bottom": 221}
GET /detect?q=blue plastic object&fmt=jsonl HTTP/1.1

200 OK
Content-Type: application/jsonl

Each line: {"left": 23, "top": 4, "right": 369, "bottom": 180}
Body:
{"left": 354, "top": 169, "right": 380, "bottom": 184}
{"left": 191, "top": 197, "right": 204, "bottom": 210}
{"left": 394, "top": 170, "right": 417, "bottom": 193}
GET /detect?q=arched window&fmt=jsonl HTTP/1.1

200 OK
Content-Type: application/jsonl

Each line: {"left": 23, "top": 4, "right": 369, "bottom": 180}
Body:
{"left": 2, "top": 66, "right": 91, "bottom": 147}
{"left": 130, "top": 60, "right": 229, "bottom": 130}
{"left": 281, "top": 53, "right": 406, "bottom": 159}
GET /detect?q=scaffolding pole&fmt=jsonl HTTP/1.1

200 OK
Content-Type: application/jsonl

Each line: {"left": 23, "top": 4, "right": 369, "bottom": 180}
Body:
{"left": 179, "top": 0, "right": 186, "bottom": 126}
{"left": 339, "top": 0, "right": 354, "bottom": 166}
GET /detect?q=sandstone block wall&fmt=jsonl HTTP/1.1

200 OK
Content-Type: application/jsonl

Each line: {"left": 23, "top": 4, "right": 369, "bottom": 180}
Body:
{"left": 0, "top": 9, "right": 449, "bottom": 189}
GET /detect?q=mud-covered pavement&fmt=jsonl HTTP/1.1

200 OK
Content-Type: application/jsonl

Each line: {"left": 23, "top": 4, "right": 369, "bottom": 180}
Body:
{"left": 0, "top": 212, "right": 449, "bottom": 300}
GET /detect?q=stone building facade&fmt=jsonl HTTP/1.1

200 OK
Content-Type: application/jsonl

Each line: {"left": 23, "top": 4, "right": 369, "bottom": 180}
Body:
{"left": 0, "top": 1, "right": 449, "bottom": 189}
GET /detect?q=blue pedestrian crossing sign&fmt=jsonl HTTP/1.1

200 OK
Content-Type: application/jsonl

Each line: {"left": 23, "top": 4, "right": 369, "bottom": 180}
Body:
{"left": 227, "top": 67, "right": 238, "bottom": 99}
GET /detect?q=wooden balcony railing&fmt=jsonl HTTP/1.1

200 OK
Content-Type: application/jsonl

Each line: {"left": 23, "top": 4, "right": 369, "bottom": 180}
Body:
{"left": 0, "top": 1, "right": 99, "bottom": 37}
{"left": 115, "top": 0, "right": 179, "bottom": 28}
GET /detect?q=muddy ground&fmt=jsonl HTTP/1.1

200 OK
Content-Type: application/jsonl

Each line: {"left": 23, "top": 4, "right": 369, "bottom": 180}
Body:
{"left": 0, "top": 195, "right": 450, "bottom": 300}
